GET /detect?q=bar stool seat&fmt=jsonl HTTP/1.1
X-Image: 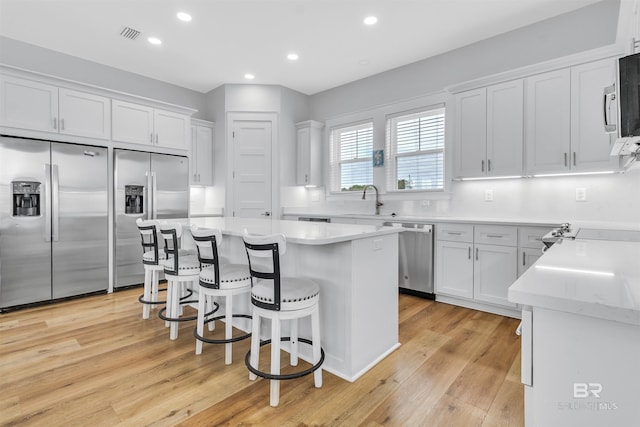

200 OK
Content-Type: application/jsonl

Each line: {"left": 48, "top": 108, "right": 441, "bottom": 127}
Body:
{"left": 243, "top": 232, "right": 324, "bottom": 407}
{"left": 159, "top": 223, "right": 200, "bottom": 340}
{"left": 191, "top": 226, "right": 252, "bottom": 364}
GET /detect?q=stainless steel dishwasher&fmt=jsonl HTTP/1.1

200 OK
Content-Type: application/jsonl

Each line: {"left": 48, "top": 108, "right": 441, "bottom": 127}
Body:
{"left": 384, "top": 222, "right": 435, "bottom": 299}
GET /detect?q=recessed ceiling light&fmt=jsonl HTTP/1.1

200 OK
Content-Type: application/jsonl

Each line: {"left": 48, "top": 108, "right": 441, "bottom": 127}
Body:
{"left": 147, "top": 37, "right": 162, "bottom": 45}
{"left": 244, "top": 73, "right": 255, "bottom": 80}
{"left": 177, "top": 12, "right": 192, "bottom": 22}
{"left": 364, "top": 16, "right": 378, "bottom": 25}
{"left": 358, "top": 59, "right": 370, "bottom": 66}
{"left": 287, "top": 53, "right": 299, "bottom": 61}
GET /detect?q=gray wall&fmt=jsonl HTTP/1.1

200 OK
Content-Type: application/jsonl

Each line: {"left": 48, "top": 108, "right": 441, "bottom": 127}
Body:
{"left": 0, "top": 36, "right": 209, "bottom": 120}
{"left": 309, "top": 0, "right": 620, "bottom": 120}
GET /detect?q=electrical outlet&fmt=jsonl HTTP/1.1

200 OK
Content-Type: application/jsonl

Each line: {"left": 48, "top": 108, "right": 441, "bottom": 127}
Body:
{"left": 575, "top": 187, "right": 587, "bottom": 202}
{"left": 484, "top": 189, "right": 493, "bottom": 202}
{"left": 421, "top": 200, "right": 430, "bottom": 207}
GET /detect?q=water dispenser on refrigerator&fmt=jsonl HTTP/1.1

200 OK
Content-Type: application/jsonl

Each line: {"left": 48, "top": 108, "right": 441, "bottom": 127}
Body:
{"left": 12, "top": 181, "right": 41, "bottom": 217}
{"left": 125, "top": 185, "right": 144, "bottom": 214}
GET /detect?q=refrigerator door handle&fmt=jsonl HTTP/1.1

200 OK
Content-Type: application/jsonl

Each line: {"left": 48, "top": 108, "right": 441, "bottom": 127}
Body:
{"left": 152, "top": 171, "right": 157, "bottom": 219}
{"left": 146, "top": 170, "right": 152, "bottom": 220}
{"left": 44, "top": 163, "right": 52, "bottom": 242}
{"left": 52, "top": 164, "right": 60, "bottom": 242}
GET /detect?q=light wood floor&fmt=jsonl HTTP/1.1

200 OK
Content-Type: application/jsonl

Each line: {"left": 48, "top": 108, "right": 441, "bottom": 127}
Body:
{"left": 0, "top": 288, "right": 523, "bottom": 426}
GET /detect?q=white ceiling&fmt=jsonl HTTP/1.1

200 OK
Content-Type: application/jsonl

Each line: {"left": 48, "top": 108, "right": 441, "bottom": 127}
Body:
{"left": 0, "top": 0, "right": 603, "bottom": 95}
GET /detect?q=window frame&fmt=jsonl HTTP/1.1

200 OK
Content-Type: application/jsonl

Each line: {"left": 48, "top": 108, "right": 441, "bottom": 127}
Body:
{"left": 329, "top": 120, "right": 374, "bottom": 193}
{"left": 385, "top": 105, "right": 446, "bottom": 193}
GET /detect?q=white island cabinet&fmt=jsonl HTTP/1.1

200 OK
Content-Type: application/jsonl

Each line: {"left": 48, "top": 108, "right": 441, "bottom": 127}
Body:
{"left": 509, "top": 238, "right": 640, "bottom": 427}
{"left": 180, "top": 217, "right": 402, "bottom": 382}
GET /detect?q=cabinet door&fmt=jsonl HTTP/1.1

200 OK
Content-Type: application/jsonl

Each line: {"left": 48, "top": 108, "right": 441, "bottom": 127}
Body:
{"left": 570, "top": 59, "right": 620, "bottom": 172}
{"left": 518, "top": 247, "right": 542, "bottom": 277}
{"left": 487, "top": 80, "right": 523, "bottom": 177}
{"left": 435, "top": 240, "right": 474, "bottom": 299}
{"left": 59, "top": 88, "right": 110, "bottom": 140}
{"left": 191, "top": 125, "right": 213, "bottom": 185}
{"left": 112, "top": 100, "right": 154, "bottom": 145}
{"left": 525, "top": 69, "right": 571, "bottom": 174}
{"left": 474, "top": 243, "right": 517, "bottom": 307}
{"left": 154, "top": 109, "right": 189, "bottom": 150}
{"left": 455, "top": 88, "right": 487, "bottom": 178}
{"left": 296, "top": 126, "right": 311, "bottom": 185}
{"left": 0, "top": 75, "right": 59, "bottom": 132}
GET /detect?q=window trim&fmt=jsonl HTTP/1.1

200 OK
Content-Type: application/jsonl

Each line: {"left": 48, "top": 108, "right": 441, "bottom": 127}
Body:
{"left": 385, "top": 105, "right": 446, "bottom": 193}
{"left": 329, "top": 120, "right": 374, "bottom": 194}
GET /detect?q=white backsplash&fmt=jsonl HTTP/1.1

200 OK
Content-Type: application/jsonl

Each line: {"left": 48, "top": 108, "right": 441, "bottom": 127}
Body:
{"left": 284, "top": 165, "right": 640, "bottom": 227}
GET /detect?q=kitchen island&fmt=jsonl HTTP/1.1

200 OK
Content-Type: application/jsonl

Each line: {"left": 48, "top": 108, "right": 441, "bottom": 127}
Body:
{"left": 178, "top": 217, "right": 402, "bottom": 382}
{"left": 508, "top": 237, "right": 640, "bottom": 427}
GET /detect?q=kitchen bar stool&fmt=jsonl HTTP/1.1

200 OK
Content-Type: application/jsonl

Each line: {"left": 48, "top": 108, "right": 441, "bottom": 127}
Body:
{"left": 191, "top": 226, "right": 252, "bottom": 364}
{"left": 159, "top": 222, "right": 199, "bottom": 340}
{"left": 243, "top": 232, "right": 324, "bottom": 407}
{"left": 136, "top": 218, "right": 166, "bottom": 319}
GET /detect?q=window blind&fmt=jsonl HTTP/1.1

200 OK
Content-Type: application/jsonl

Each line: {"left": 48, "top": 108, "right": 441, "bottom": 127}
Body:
{"left": 386, "top": 108, "right": 445, "bottom": 191}
{"left": 330, "top": 122, "right": 373, "bottom": 192}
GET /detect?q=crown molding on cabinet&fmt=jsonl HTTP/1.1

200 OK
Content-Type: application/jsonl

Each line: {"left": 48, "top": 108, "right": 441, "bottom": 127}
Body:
{"left": 446, "top": 43, "right": 628, "bottom": 94}
{"left": 0, "top": 63, "right": 198, "bottom": 116}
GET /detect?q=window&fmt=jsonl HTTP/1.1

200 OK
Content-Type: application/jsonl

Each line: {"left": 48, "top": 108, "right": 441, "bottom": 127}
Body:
{"left": 330, "top": 121, "right": 373, "bottom": 192}
{"left": 386, "top": 107, "right": 445, "bottom": 191}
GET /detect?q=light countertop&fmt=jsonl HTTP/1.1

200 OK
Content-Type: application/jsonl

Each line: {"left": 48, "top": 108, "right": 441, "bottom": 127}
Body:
{"left": 508, "top": 238, "right": 640, "bottom": 325}
{"left": 177, "top": 217, "right": 402, "bottom": 245}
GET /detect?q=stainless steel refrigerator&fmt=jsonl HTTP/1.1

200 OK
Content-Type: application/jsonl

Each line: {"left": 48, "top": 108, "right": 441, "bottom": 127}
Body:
{"left": 0, "top": 136, "right": 108, "bottom": 310}
{"left": 114, "top": 149, "right": 189, "bottom": 288}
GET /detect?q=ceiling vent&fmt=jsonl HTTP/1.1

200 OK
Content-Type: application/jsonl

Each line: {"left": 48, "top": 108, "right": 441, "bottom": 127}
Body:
{"left": 120, "top": 26, "right": 141, "bottom": 40}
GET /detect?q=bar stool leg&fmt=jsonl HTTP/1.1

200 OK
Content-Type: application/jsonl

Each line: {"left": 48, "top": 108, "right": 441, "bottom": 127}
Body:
{"left": 249, "top": 312, "right": 261, "bottom": 381}
{"left": 290, "top": 319, "right": 299, "bottom": 366}
{"left": 207, "top": 295, "right": 216, "bottom": 332}
{"left": 270, "top": 316, "right": 281, "bottom": 407}
{"left": 169, "top": 280, "right": 179, "bottom": 340}
{"left": 312, "top": 307, "right": 323, "bottom": 388}
{"left": 151, "top": 270, "right": 159, "bottom": 307}
{"left": 195, "top": 289, "right": 206, "bottom": 355}
{"left": 225, "top": 294, "right": 233, "bottom": 365}
{"left": 142, "top": 269, "right": 152, "bottom": 319}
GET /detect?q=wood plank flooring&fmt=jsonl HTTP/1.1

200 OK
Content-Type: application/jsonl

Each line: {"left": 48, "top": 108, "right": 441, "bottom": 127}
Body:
{"left": 0, "top": 288, "right": 523, "bottom": 426}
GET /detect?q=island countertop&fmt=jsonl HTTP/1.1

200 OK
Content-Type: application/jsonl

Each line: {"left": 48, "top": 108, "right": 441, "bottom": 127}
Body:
{"left": 179, "top": 216, "right": 402, "bottom": 245}
{"left": 508, "top": 238, "right": 640, "bottom": 325}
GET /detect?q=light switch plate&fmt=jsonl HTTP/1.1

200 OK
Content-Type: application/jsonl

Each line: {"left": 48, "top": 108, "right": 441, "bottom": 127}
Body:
{"left": 484, "top": 189, "right": 493, "bottom": 202}
{"left": 575, "top": 187, "right": 587, "bottom": 202}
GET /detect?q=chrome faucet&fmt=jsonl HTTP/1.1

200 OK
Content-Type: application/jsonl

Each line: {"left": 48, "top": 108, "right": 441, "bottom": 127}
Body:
{"left": 362, "top": 185, "right": 383, "bottom": 215}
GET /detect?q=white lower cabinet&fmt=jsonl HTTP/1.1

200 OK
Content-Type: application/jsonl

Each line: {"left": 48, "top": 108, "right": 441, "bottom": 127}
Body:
{"left": 517, "top": 226, "right": 549, "bottom": 276}
{"left": 435, "top": 223, "right": 521, "bottom": 314}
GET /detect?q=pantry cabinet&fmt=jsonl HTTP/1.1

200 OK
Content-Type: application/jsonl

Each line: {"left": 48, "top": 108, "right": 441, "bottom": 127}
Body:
{"left": 112, "top": 99, "right": 189, "bottom": 150}
{"left": 454, "top": 80, "right": 523, "bottom": 178}
{"left": 0, "top": 75, "right": 110, "bottom": 139}
{"left": 190, "top": 120, "right": 214, "bottom": 185}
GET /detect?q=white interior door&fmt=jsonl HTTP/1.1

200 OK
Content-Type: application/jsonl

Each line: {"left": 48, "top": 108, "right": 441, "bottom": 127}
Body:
{"left": 232, "top": 119, "right": 272, "bottom": 218}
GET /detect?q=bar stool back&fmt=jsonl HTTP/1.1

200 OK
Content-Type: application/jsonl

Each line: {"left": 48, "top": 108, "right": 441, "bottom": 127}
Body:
{"left": 136, "top": 218, "right": 166, "bottom": 319}
{"left": 159, "top": 222, "right": 199, "bottom": 340}
{"left": 191, "top": 226, "right": 252, "bottom": 364}
{"left": 243, "top": 232, "right": 324, "bottom": 407}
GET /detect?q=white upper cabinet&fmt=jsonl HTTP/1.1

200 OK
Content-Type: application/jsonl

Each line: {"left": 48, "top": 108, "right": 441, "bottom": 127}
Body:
{"left": 0, "top": 75, "right": 58, "bottom": 132}
{"left": 58, "top": 88, "right": 110, "bottom": 139}
{"left": 296, "top": 120, "right": 323, "bottom": 186}
{"left": 112, "top": 100, "right": 189, "bottom": 150}
{"left": 0, "top": 75, "right": 110, "bottom": 139}
{"left": 455, "top": 88, "right": 487, "bottom": 178}
{"left": 525, "top": 58, "right": 619, "bottom": 175}
{"left": 111, "top": 100, "right": 154, "bottom": 145}
{"left": 190, "top": 121, "right": 214, "bottom": 185}
{"left": 455, "top": 80, "right": 523, "bottom": 178}
{"left": 154, "top": 109, "right": 190, "bottom": 150}
{"left": 486, "top": 80, "right": 523, "bottom": 177}
{"left": 570, "top": 58, "right": 620, "bottom": 172}
{"left": 525, "top": 69, "right": 572, "bottom": 174}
